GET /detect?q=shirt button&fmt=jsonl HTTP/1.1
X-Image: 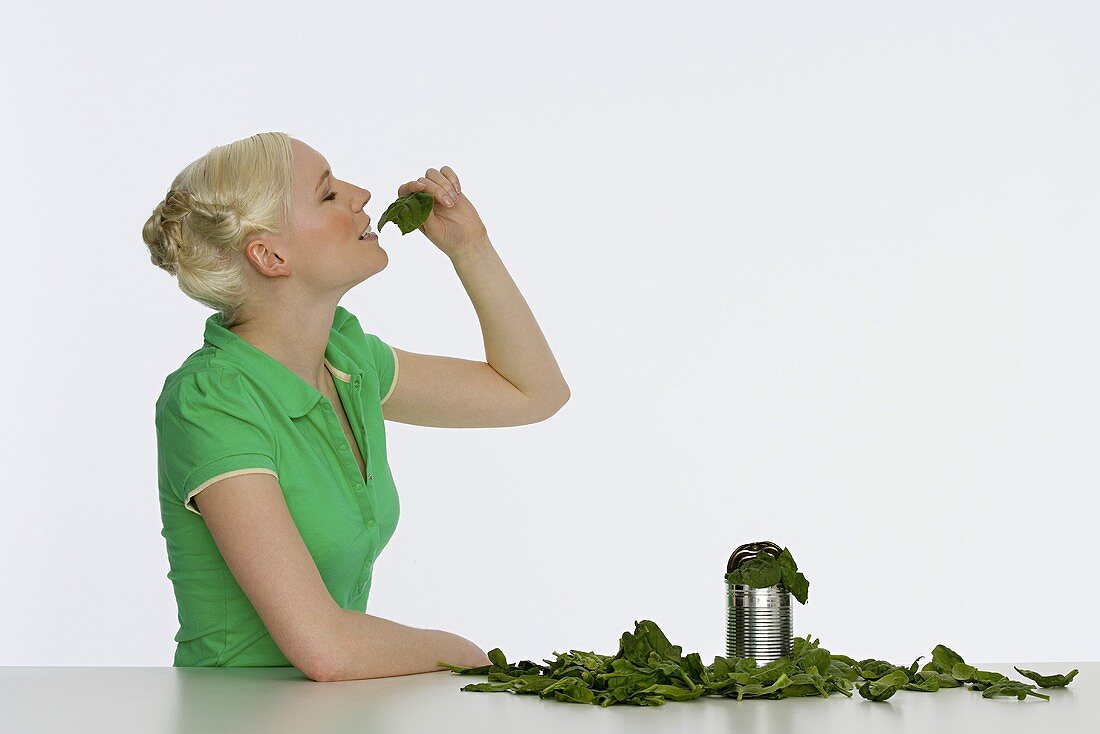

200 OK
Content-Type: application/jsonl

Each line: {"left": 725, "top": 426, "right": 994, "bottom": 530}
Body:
{"left": 367, "top": 473, "right": 373, "bottom": 482}
{"left": 339, "top": 444, "right": 347, "bottom": 451}
{"left": 323, "top": 403, "right": 331, "bottom": 411}
{"left": 354, "top": 482, "right": 363, "bottom": 489}
{"left": 368, "top": 519, "right": 376, "bottom": 527}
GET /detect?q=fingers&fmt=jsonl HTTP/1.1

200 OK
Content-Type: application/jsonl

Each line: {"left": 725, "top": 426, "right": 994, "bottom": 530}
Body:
{"left": 398, "top": 166, "right": 461, "bottom": 207}
{"left": 397, "top": 181, "right": 422, "bottom": 197}
{"left": 422, "top": 167, "right": 460, "bottom": 207}
{"left": 439, "top": 166, "right": 460, "bottom": 195}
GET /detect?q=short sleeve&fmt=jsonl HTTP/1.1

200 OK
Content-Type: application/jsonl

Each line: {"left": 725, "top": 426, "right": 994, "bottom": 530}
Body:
{"left": 156, "top": 369, "right": 278, "bottom": 516}
{"left": 362, "top": 332, "right": 399, "bottom": 405}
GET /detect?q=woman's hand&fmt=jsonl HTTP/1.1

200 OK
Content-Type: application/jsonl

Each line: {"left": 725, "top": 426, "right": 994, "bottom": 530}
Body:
{"left": 396, "top": 165, "right": 489, "bottom": 260}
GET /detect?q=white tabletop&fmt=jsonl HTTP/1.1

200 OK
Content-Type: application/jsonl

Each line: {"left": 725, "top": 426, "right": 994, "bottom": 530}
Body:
{"left": 2, "top": 661, "right": 1093, "bottom": 733}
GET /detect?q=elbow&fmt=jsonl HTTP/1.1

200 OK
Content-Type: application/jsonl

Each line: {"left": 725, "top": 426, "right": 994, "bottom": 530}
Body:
{"left": 303, "top": 650, "right": 344, "bottom": 682}
{"left": 533, "top": 387, "right": 570, "bottom": 422}
{"left": 301, "top": 619, "right": 348, "bottom": 683}
{"left": 554, "top": 385, "right": 571, "bottom": 412}
{"left": 551, "top": 382, "right": 570, "bottom": 409}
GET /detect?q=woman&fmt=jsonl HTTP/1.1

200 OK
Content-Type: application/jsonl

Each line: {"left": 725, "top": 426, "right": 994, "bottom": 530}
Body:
{"left": 143, "top": 132, "right": 570, "bottom": 681}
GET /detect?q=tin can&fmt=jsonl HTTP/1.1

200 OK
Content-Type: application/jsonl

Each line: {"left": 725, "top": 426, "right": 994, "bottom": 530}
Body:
{"left": 726, "top": 540, "right": 793, "bottom": 664}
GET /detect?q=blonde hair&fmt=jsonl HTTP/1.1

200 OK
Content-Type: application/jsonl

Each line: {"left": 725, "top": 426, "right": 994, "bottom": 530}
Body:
{"left": 143, "top": 131, "right": 295, "bottom": 329}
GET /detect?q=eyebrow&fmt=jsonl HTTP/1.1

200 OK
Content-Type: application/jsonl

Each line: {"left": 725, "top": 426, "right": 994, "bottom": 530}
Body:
{"left": 315, "top": 168, "right": 331, "bottom": 193}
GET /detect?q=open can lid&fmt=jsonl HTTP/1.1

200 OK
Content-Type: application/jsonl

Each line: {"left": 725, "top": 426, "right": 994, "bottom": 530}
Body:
{"left": 727, "top": 540, "right": 783, "bottom": 574}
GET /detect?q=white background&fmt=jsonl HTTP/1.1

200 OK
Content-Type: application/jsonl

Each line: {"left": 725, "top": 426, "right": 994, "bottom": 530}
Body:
{"left": 1, "top": 0, "right": 1096, "bottom": 668}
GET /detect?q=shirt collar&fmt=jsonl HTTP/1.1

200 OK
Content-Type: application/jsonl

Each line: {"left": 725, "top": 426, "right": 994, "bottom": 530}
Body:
{"left": 202, "top": 306, "right": 365, "bottom": 418}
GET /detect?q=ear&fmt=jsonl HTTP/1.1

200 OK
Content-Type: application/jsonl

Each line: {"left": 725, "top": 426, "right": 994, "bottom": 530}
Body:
{"left": 244, "top": 238, "right": 291, "bottom": 277}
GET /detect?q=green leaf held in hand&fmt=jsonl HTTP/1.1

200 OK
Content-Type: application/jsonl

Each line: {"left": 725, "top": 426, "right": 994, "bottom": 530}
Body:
{"left": 377, "top": 192, "right": 435, "bottom": 235}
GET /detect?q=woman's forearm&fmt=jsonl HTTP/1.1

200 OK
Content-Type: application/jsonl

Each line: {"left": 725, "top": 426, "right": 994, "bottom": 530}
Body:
{"left": 449, "top": 237, "right": 570, "bottom": 405}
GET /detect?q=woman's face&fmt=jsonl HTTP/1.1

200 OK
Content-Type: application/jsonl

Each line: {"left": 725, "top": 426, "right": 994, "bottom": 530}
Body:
{"left": 244, "top": 137, "right": 386, "bottom": 294}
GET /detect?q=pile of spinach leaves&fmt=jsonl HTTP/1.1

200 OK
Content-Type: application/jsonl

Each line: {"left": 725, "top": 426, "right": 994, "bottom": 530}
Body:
{"left": 439, "top": 545, "right": 1078, "bottom": 706}
{"left": 439, "top": 621, "right": 1077, "bottom": 706}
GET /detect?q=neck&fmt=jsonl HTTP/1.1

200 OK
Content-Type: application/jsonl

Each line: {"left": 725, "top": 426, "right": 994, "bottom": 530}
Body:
{"left": 228, "top": 302, "right": 338, "bottom": 392}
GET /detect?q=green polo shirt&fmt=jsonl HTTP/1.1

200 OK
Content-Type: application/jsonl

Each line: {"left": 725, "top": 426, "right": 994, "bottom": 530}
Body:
{"left": 156, "top": 305, "right": 401, "bottom": 668}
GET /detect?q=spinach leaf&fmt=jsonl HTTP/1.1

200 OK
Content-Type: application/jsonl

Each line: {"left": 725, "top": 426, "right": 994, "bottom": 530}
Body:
{"left": 902, "top": 672, "right": 941, "bottom": 692}
{"left": 1013, "top": 666, "right": 1080, "bottom": 687}
{"left": 855, "top": 659, "right": 899, "bottom": 680}
{"left": 377, "top": 192, "right": 435, "bottom": 235}
{"left": 726, "top": 555, "right": 783, "bottom": 588}
{"left": 973, "top": 669, "right": 1009, "bottom": 686}
{"left": 831, "top": 652, "right": 862, "bottom": 669}
{"left": 725, "top": 547, "right": 810, "bottom": 604}
{"left": 777, "top": 547, "right": 798, "bottom": 573}
{"left": 858, "top": 669, "right": 909, "bottom": 701}
{"left": 981, "top": 680, "right": 1051, "bottom": 701}
{"left": 951, "top": 662, "right": 978, "bottom": 682}
{"left": 930, "top": 643, "right": 965, "bottom": 673}
{"left": 781, "top": 568, "right": 810, "bottom": 604}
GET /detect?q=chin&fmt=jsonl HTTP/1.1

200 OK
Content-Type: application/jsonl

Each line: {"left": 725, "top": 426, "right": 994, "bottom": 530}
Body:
{"left": 369, "top": 247, "right": 388, "bottom": 271}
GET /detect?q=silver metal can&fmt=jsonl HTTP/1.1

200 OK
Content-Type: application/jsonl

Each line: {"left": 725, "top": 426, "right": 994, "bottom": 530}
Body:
{"left": 726, "top": 540, "right": 792, "bottom": 664}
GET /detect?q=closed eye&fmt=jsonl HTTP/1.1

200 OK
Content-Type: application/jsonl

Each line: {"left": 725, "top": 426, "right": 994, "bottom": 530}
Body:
{"left": 323, "top": 191, "right": 338, "bottom": 201}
